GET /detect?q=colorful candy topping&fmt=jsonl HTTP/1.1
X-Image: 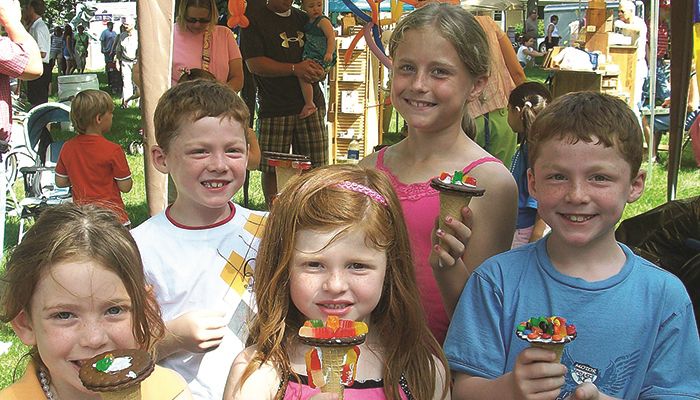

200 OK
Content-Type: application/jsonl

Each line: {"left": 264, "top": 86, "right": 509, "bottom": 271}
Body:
{"left": 305, "top": 346, "right": 361, "bottom": 388}
{"left": 93, "top": 353, "right": 134, "bottom": 374}
{"left": 94, "top": 354, "right": 114, "bottom": 372}
{"left": 298, "top": 316, "right": 369, "bottom": 339}
{"left": 516, "top": 316, "right": 577, "bottom": 343}
{"left": 437, "top": 171, "right": 478, "bottom": 187}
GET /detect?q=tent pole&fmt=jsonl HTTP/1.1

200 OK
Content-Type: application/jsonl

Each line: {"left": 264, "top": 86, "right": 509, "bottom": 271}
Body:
{"left": 647, "top": 0, "right": 658, "bottom": 178}
{"left": 138, "top": 0, "right": 174, "bottom": 215}
{"left": 668, "top": 0, "right": 694, "bottom": 201}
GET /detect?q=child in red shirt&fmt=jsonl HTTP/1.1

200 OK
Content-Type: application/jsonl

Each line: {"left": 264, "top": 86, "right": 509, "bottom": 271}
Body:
{"left": 55, "top": 89, "right": 132, "bottom": 225}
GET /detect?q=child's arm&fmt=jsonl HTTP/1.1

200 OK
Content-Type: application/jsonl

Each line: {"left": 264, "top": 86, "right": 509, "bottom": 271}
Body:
{"left": 432, "top": 355, "right": 451, "bottom": 400}
{"left": 318, "top": 16, "right": 336, "bottom": 64}
{"left": 246, "top": 128, "right": 261, "bottom": 171}
{"left": 155, "top": 310, "right": 228, "bottom": 361}
{"left": 528, "top": 214, "right": 547, "bottom": 243}
{"left": 431, "top": 164, "right": 517, "bottom": 315}
{"left": 116, "top": 177, "right": 133, "bottom": 193}
{"left": 246, "top": 56, "right": 325, "bottom": 84}
{"left": 55, "top": 174, "right": 70, "bottom": 187}
{"left": 452, "top": 347, "right": 567, "bottom": 400}
{"left": 224, "top": 347, "right": 281, "bottom": 399}
{"left": 113, "top": 148, "right": 132, "bottom": 192}
{"left": 227, "top": 58, "right": 244, "bottom": 92}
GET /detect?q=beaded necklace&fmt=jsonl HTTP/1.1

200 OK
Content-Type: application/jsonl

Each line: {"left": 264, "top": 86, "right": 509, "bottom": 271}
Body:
{"left": 38, "top": 369, "right": 56, "bottom": 399}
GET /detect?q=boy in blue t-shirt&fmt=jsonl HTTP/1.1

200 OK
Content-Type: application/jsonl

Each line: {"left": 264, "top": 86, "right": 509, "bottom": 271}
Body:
{"left": 445, "top": 92, "right": 700, "bottom": 400}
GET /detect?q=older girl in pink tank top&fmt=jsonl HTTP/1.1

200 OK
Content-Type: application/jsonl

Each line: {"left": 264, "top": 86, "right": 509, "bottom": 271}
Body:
{"left": 360, "top": 3, "right": 517, "bottom": 344}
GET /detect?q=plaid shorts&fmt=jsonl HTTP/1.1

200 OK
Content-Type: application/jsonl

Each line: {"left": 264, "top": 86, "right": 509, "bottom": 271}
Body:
{"left": 257, "top": 105, "right": 328, "bottom": 173}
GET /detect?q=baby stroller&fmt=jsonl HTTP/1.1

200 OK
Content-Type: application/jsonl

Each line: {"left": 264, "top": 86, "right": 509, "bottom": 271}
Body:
{"left": 106, "top": 61, "right": 123, "bottom": 96}
{"left": 6, "top": 102, "right": 72, "bottom": 241}
{"left": 616, "top": 196, "right": 700, "bottom": 331}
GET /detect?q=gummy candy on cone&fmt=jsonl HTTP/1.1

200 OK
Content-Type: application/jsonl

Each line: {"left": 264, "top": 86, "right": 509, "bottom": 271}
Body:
{"left": 319, "top": 346, "right": 355, "bottom": 399}
{"left": 430, "top": 172, "right": 485, "bottom": 244}
{"left": 299, "top": 317, "right": 367, "bottom": 399}
{"left": 516, "top": 316, "right": 577, "bottom": 364}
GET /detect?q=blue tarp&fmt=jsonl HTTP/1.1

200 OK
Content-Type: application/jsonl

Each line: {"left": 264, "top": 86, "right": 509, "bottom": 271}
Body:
{"left": 328, "top": 0, "right": 413, "bottom": 12}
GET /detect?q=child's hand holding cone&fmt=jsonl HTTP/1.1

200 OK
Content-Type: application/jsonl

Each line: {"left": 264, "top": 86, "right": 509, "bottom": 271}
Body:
{"left": 430, "top": 205, "right": 473, "bottom": 270}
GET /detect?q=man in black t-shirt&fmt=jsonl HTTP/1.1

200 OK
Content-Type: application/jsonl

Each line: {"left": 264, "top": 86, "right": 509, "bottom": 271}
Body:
{"left": 240, "top": 0, "right": 328, "bottom": 207}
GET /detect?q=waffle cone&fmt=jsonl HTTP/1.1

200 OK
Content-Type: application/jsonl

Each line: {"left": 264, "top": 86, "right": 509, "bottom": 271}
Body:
{"left": 275, "top": 166, "right": 299, "bottom": 191}
{"left": 320, "top": 346, "right": 353, "bottom": 400}
{"left": 98, "top": 385, "right": 141, "bottom": 400}
{"left": 438, "top": 191, "right": 473, "bottom": 243}
{"left": 530, "top": 342, "right": 566, "bottom": 363}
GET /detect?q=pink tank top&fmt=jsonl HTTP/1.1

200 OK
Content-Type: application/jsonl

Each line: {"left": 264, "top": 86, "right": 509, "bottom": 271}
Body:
{"left": 283, "top": 374, "right": 412, "bottom": 399}
{"left": 375, "top": 147, "right": 501, "bottom": 344}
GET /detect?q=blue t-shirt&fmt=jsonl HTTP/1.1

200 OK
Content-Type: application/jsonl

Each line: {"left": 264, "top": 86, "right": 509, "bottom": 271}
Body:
{"left": 510, "top": 141, "right": 537, "bottom": 229}
{"left": 444, "top": 238, "right": 700, "bottom": 399}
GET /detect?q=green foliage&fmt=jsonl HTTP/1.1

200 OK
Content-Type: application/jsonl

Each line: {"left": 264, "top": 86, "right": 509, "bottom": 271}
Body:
{"left": 22, "top": 0, "right": 79, "bottom": 27}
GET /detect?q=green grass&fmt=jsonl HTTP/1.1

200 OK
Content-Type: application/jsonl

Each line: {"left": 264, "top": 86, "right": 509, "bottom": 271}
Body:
{"left": 1, "top": 67, "right": 700, "bottom": 389}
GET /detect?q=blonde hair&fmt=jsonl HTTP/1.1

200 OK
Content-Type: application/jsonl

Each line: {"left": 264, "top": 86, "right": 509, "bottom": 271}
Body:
{"left": 153, "top": 79, "right": 249, "bottom": 152}
{"left": 176, "top": 0, "right": 219, "bottom": 31}
{"left": 70, "top": 89, "right": 114, "bottom": 134}
{"left": 239, "top": 165, "right": 449, "bottom": 399}
{"left": 389, "top": 3, "right": 490, "bottom": 138}
{"left": 1, "top": 204, "right": 164, "bottom": 369}
{"left": 529, "top": 91, "right": 643, "bottom": 178}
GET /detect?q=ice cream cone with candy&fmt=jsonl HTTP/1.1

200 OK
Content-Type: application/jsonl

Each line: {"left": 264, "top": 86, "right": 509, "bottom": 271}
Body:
{"left": 516, "top": 316, "right": 577, "bottom": 363}
{"left": 298, "top": 316, "right": 368, "bottom": 399}
{"left": 430, "top": 171, "right": 485, "bottom": 244}
{"left": 79, "top": 349, "right": 155, "bottom": 400}
{"left": 264, "top": 151, "right": 312, "bottom": 192}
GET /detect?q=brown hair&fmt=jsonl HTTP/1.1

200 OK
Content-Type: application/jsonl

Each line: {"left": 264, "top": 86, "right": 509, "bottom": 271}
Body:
{"left": 508, "top": 81, "right": 551, "bottom": 142}
{"left": 29, "top": 0, "right": 46, "bottom": 16}
{"left": 238, "top": 165, "right": 449, "bottom": 399}
{"left": 176, "top": 0, "right": 219, "bottom": 30}
{"left": 153, "top": 79, "right": 249, "bottom": 151}
{"left": 528, "top": 91, "right": 643, "bottom": 178}
{"left": 0, "top": 204, "right": 164, "bottom": 365}
{"left": 70, "top": 89, "right": 114, "bottom": 134}
{"left": 389, "top": 3, "right": 490, "bottom": 139}
{"left": 177, "top": 67, "right": 217, "bottom": 84}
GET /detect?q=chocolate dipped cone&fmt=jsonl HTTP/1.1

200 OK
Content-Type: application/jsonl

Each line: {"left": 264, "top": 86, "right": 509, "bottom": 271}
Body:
{"left": 79, "top": 349, "right": 154, "bottom": 400}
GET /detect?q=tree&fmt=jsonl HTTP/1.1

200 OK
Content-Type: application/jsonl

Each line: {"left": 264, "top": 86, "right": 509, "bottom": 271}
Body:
{"left": 21, "top": 0, "right": 79, "bottom": 27}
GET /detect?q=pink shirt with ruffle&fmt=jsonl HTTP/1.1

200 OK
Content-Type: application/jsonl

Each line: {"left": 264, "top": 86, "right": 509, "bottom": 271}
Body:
{"left": 375, "top": 147, "right": 501, "bottom": 344}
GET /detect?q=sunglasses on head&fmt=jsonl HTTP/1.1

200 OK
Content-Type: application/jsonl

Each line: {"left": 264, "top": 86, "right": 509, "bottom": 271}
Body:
{"left": 185, "top": 16, "right": 211, "bottom": 23}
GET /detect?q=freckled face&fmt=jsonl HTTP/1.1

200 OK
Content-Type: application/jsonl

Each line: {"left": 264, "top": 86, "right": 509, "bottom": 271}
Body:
{"left": 528, "top": 137, "right": 645, "bottom": 250}
{"left": 16, "top": 261, "right": 136, "bottom": 399}
{"left": 290, "top": 227, "right": 387, "bottom": 323}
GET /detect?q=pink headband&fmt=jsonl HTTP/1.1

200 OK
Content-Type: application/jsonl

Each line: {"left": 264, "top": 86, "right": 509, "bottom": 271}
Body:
{"left": 335, "top": 181, "right": 388, "bottom": 206}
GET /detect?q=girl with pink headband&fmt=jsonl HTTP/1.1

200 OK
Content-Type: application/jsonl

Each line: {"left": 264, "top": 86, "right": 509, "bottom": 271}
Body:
{"left": 225, "top": 164, "right": 450, "bottom": 400}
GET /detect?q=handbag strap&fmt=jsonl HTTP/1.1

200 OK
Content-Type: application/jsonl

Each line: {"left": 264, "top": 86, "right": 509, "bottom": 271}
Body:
{"left": 202, "top": 28, "right": 212, "bottom": 71}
